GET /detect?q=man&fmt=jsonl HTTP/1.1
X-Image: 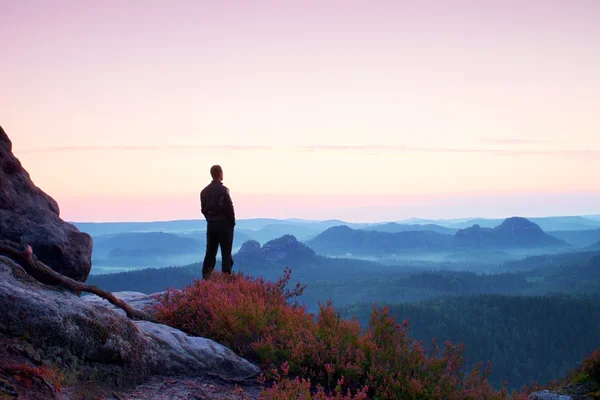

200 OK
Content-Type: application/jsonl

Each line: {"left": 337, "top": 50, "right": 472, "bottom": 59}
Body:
{"left": 200, "top": 165, "right": 235, "bottom": 279}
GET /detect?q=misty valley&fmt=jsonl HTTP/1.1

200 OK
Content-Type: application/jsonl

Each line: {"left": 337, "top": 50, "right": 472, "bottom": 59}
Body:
{"left": 82, "top": 215, "right": 600, "bottom": 390}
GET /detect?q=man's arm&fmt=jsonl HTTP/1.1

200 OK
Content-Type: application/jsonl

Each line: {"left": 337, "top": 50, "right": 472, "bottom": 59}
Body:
{"left": 200, "top": 191, "right": 206, "bottom": 217}
{"left": 223, "top": 188, "right": 235, "bottom": 226}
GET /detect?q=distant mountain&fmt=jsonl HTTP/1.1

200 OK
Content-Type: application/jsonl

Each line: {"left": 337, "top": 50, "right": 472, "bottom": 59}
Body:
{"left": 88, "top": 235, "right": 389, "bottom": 292}
{"left": 75, "top": 218, "right": 371, "bottom": 245}
{"left": 75, "top": 220, "right": 207, "bottom": 236}
{"left": 91, "top": 232, "right": 205, "bottom": 269}
{"left": 448, "top": 218, "right": 501, "bottom": 229}
{"left": 453, "top": 217, "right": 567, "bottom": 249}
{"left": 306, "top": 225, "right": 454, "bottom": 257}
{"left": 93, "top": 232, "right": 199, "bottom": 257}
{"left": 446, "top": 216, "right": 600, "bottom": 232}
{"left": 398, "top": 217, "right": 473, "bottom": 226}
{"left": 234, "top": 235, "right": 386, "bottom": 281}
{"left": 236, "top": 224, "right": 324, "bottom": 244}
{"left": 307, "top": 218, "right": 567, "bottom": 257}
{"left": 529, "top": 216, "right": 600, "bottom": 231}
{"left": 77, "top": 218, "right": 326, "bottom": 236}
{"left": 236, "top": 235, "right": 318, "bottom": 266}
{"left": 550, "top": 228, "right": 600, "bottom": 247}
{"left": 364, "top": 222, "right": 457, "bottom": 235}
{"left": 73, "top": 216, "right": 600, "bottom": 238}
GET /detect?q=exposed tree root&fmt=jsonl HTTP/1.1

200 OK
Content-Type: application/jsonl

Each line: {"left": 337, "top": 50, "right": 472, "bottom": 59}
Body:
{"left": 0, "top": 240, "right": 155, "bottom": 322}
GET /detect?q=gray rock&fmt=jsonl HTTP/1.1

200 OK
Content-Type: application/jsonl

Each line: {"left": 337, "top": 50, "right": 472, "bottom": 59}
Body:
{"left": 135, "top": 321, "right": 259, "bottom": 380}
{"left": 528, "top": 390, "right": 573, "bottom": 400}
{"left": 83, "top": 291, "right": 259, "bottom": 379}
{"left": 83, "top": 291, "right": 162, "bottom": 315}
{"left": 0, "top": 256, "right": 259, "bottom": 387}
{"left": 0, "top": 125, "right": 92, "bottom": 282}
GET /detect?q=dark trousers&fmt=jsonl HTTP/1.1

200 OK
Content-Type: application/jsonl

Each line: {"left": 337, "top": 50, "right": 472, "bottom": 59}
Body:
{"left": 202, "top": 220, "right": 234, "bottom": 279}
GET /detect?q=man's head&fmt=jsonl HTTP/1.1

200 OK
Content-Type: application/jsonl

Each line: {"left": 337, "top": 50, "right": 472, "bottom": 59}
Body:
{"left": 210, "top": 165, "right": 223, "bottom": 181}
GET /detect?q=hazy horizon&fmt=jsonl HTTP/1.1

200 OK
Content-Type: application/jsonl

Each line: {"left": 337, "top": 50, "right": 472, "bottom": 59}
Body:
{"left": 69, "top": 209, "right": 600, "bottom": 225}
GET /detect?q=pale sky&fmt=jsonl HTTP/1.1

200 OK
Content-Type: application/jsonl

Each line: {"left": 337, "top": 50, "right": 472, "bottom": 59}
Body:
{"left": 2, "top": 0, "right": 599, "bottom": 222}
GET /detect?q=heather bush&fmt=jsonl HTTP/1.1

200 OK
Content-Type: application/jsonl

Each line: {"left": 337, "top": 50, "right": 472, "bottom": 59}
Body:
{"left": 579, "top": 349, "right": 600, "bottom": 383}
{"left": 154, "top": 268, "right": 308, "bottom": 359}
{"left": 154, "top": 269, "right": 526, "bottom": 399}
{"left": 6, "top": 363, "right": 63, "bottom": 392}
{"left": 584, "top": 349, "right": 600, "bottom": 381}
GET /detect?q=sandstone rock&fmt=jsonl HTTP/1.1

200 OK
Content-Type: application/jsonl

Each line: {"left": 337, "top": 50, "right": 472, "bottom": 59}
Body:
{"left": 0, "top": 256, "right": 259, "bottom": 389}
{"left": 134, "top": 321, "right": 259, "bottom": 380}
{"left": 83, "top": 290, "right": 162, "bottom": 315}
{"left": 528, "top": 390, "right": 573, "bottom": 400}
{"left": 83, "top": 291, "right": 259, "bottom": 380}
{"left": 0, "top": 125, "right": 92, "bottom": 282}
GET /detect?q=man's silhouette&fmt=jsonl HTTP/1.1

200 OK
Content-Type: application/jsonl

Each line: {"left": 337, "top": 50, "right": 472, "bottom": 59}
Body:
{"left": 200, "top": 165, "right": 235, "bottom": 279}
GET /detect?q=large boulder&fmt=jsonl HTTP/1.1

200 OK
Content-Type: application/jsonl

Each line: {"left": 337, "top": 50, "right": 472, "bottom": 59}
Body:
{"left": 0, "top": 125, "right": 92, "bottom": 282}
{"left": 83, "top": 291, "right": 260, "bottom": 380}
{"left": 0, "top": 255, "right": 259, "bottom": 391}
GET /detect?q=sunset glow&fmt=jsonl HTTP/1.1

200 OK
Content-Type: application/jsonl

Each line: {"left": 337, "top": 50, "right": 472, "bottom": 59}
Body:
{"left": 2, "top": 1, "right": 599, "bottom": 221}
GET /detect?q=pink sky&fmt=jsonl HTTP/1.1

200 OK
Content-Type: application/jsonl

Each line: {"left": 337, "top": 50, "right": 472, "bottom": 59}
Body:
{"left": 2, "top": 1, "right": 599, "bottom": 222}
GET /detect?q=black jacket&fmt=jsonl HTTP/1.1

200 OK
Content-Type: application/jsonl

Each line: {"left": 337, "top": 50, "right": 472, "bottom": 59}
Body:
{"left": 200, "top": 181, "right": 235, "bottom": 226}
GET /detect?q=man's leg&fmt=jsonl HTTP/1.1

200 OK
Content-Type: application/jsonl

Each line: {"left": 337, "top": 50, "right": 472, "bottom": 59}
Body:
{"left": 202, "top": 223, "right": 219, "bottom": 279}
{"left": 219, "top": 222, "right": 234, "bottom": 274}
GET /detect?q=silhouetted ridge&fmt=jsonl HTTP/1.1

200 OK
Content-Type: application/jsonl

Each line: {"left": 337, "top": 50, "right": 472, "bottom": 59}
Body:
{"left": 306, "top": 225, "right": 453, "bottom": 256}
{"left": 495, "top": 216, "right": 544, "bottom": 234}
{"left": 454, "top": 217, "right": 566, "bottom": 248}
{"left": 237, "top": 239, "right": 261, "bottom": 255}
{"left": 236, "top": 235, "right": 317, "bottom": 265}
{"left": 364, "top": 222, "right": 457, "bottom": 235}
{"left": 307, "top": 218, "right": 568, "bottom": 256}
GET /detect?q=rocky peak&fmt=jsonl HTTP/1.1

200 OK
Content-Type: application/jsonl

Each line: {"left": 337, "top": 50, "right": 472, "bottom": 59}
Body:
{"left": 0, "top": 125, "right": 12, "bottom": 148}
{"left": 0, "top": 125, "right": 92, "bottom": 282}
{"left": 454, "top": 224, "right": 485, "bottom": 240}
{"left": 261, "top": 235, "right": 315, "bottom": 262}
{"left": 237, "top": 239, "right": 261, "bottom": 255}
{"left": 453, "top": 217, "right": 564, "bottom": 248}
{"left": 495, "top": 217, "right": 544, "bottom": 233}
{"left": 262, "top": 234, "right": 303, "bottom": 250}
{"left": 236, "top": 235, "right": 316, "bottom": 264}
{"left": 312, "top": 225, "right": 355, "bottom": 242}
{"left": 327, "top": 225, "right": 353, "bottom": 233}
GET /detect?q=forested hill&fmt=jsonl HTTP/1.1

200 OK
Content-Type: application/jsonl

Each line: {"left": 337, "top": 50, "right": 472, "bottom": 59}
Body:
{"left": 341, "top": 294, "right": 600, "bottom": 390}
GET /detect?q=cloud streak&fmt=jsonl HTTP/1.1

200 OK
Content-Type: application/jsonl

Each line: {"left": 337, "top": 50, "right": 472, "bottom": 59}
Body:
{"left": 16, "top": 144, "right": 600, "bottom": 158}
{"left": 482, "top": 138, "right": 554, "bottom": 145}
